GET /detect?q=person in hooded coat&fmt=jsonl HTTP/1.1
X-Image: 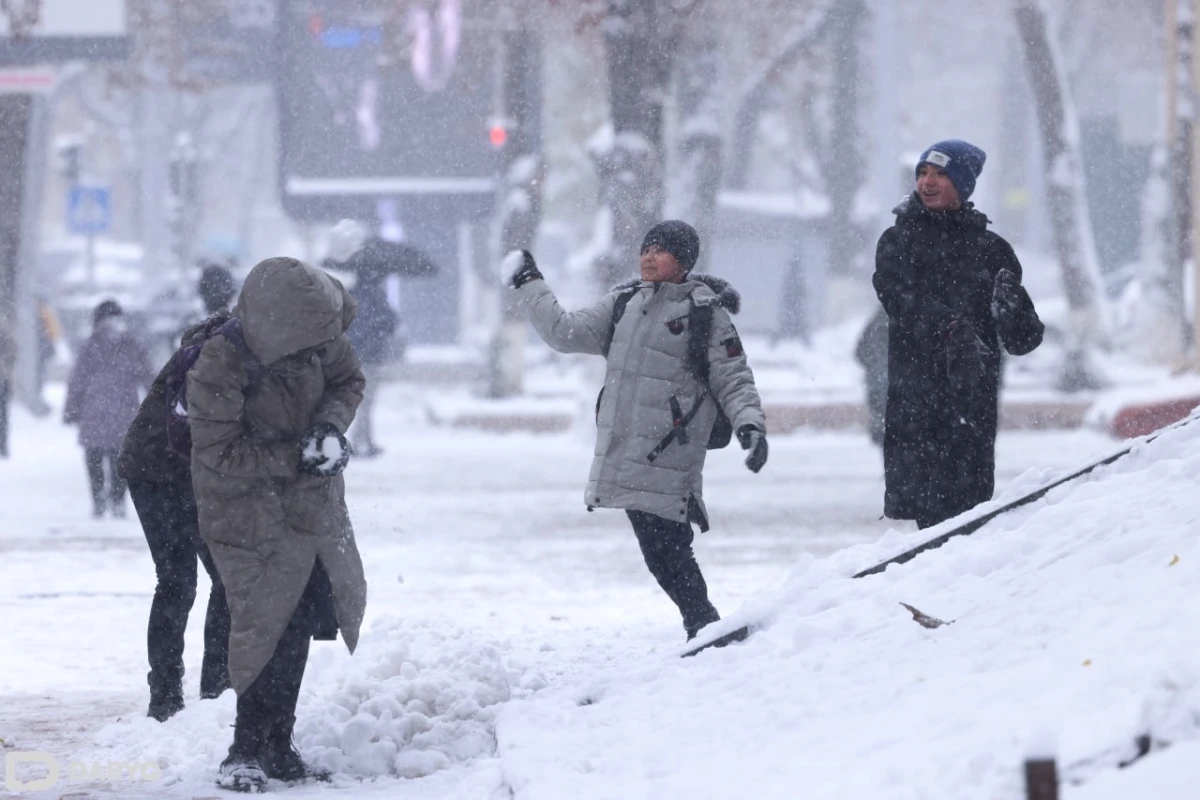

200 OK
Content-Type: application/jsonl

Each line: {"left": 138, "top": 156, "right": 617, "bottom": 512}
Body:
{"left": 873, "top": 140, "right": 1044, "bottom": 530}
{"left": 64, "top": 300, "right": 153, "bottom": 518}
{"left": 503, "top": 221, "right": 768, "bottom": 644}
{"left": 119, "top": 267, "right": 237, "bottom": 722}
{"left": 186, "top": 257, "right": 367, "bottom": 791}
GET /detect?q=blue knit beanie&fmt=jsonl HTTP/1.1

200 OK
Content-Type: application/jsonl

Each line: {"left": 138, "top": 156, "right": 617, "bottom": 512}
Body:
{"left": 916, "top": 140, "right": 987, "bottom": 202}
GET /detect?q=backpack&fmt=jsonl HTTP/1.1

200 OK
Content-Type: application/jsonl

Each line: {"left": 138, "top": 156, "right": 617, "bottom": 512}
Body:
{"left": 163, "top": 317, "right": 262, "bottom": 457}
{"left": 599, "top": 286, "right": 733, "bottom": 454}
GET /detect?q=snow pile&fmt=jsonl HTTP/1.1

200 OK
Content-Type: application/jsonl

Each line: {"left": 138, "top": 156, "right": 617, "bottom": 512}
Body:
{"left": 495, "top": 416, "right": 1200, "bottom": 798}
{"left": 296, "top": 616, "right": 534, "bottom": 780}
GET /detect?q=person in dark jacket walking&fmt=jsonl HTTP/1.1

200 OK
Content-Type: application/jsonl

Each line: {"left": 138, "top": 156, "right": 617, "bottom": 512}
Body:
{"left": 64, "top": 300, "right": 152, "bottom": 518}
{"left": 119, "top": 296, "right": 235, "bottom": 720}
{"left": 504, "top": 221, "right": 768, "bottom": 644}
{"left": 873, "top": 140, "right": 1044, "bottom": 529}
{"left": 324, "top": 219, "right": 437, "bottom": 457}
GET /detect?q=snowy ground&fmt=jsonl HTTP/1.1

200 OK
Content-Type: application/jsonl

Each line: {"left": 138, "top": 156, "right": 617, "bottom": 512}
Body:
{"left": 0, "top": 381, "right": 1193, "bottom": 799}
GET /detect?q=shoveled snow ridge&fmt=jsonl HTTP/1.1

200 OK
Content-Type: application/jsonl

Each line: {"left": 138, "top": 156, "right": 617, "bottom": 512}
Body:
{"left": 496, "top": 416, "right": 1200, "bottom": 799}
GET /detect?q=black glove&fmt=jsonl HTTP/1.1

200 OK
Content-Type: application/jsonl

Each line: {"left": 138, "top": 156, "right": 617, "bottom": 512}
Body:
{"left": 298, "top": 422, "right": 350, "bottom": 477}
{"left": 737, "top": 424, "right": 768, "bottom": 473}
{"left": 991, "top": 269, "right": 1023, "bottom": 320}
{"left": 501, "top": 249, "right": 543, "bottom": 289}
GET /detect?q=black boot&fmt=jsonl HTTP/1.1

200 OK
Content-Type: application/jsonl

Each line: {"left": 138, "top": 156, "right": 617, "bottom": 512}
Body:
{"left": 218, "top": 716, "right": 269, "bottom": 793}
{"left": 147, "top": 669, "right": 185, "bottom": 722}
{"left": 265, "top": 715, "right": 331, "bottom": 783}
{"left": 147, "top": 690, "right": 184, "bottom": 722}
{"left": 200, "top": 660, "right": 231, "bottom": 700}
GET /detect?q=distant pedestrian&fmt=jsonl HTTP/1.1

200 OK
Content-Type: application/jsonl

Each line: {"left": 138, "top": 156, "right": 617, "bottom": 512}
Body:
{"left": 324, "top": 219, "right": 437, "bottom": 458}
{"left": 0, "top": 318, "right": 15, "bottom": 458}
{"left": 503, "top": 220, "right": 768, "bottom": 645}
{"left": 64, "top": 300, "right": 152, "bottom": 518}
{"left": 873, "top": 140, "right": 1044, "bottom": 529}
{"left": 118, "top": 267, "right": 237, "bottom": 721}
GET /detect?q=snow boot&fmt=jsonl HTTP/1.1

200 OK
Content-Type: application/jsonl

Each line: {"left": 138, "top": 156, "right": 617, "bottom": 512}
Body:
{"left": 147, "top": 691, "right": 184, "bottom": 722}
{"left": 218, "top": 757, "right": 268, "bottom": 793}
{"left": 265, "top": 715, "right": 331, "bottom": 783}
{"left": 217, "top": 716, "right": 270, "bottom": 793}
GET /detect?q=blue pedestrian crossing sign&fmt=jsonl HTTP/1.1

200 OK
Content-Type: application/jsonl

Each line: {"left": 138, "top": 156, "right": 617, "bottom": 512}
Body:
{"left": 67, "top": 186, "right": 112, "bottom": 235}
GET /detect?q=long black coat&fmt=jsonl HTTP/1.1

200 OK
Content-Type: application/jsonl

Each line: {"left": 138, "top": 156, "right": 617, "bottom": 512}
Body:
{"left": 873, "top": 194, "right": 1044, "bottom": 525}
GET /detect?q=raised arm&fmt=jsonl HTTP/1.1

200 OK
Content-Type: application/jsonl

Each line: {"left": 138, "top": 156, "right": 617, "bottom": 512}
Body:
{"left": 515, "top": 279, "right": 619, "bottom": 356}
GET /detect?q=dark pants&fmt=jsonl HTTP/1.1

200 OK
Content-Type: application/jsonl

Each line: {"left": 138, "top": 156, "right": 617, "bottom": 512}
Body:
{"left": 129, "top": 480, "right": 230, "bottom": 699}
{"left": 229, "top": 564, "right": 329, "bottom": 761}
{"left": 0, "top": 379, "right": 9, "bottom": 457}
{"left": 626, "top": 510, "right": 720, "bottom": 638}
{"left": 85, "top": 448, "right": 126, "bottom": 515}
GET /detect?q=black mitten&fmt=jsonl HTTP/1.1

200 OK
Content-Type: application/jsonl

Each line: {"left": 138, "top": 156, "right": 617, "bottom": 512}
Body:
{"left": 298, "top": 422, "right": 350, "bottom": 477}
{"left": 991, "top": 269, "right": 1023, "bottom": 320}
{"left": 500, "top": 249, "right": 543, "bottom": 289}
{"left": 737, "top": 424, "right": 768, "bottom": 473}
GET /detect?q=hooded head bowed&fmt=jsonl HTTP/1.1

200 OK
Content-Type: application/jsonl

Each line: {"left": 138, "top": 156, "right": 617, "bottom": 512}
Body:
{"left": 916, "top": 140, "right": 987, "bottom": 203}
{"left": 235, "top": 257, "right": 357, "bottom": 364}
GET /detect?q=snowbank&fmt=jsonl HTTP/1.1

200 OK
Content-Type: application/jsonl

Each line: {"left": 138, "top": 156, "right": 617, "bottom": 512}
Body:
{"left": 495, "top": 415, "right": 1200, "bottom": 798}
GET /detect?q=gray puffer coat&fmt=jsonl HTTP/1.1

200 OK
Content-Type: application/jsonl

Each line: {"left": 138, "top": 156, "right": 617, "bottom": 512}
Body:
{"left": 516, "top": 274, "right": 765, "bottom": 529}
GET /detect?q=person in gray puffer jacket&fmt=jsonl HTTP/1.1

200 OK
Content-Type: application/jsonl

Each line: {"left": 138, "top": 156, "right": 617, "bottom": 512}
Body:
{"left": 504, "top": 220, "right": 768, "bottom": 644}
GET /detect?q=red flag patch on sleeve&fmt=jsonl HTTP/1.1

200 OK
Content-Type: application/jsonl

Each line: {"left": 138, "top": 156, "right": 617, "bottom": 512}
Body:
{"left": 721, "top": 336, "right": 744, "bottom": 357}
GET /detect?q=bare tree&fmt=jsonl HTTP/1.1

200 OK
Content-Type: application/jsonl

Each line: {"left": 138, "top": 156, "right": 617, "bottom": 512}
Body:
{"left": 668, "top": 9, "right": 722, "bottom": 274}
{"left": 1013, "top": 0, "right": 1111, "bottom": 362}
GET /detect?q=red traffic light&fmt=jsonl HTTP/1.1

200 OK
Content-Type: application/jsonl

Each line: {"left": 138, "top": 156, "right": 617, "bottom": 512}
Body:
{"left": 488, "top": 125, "right": 508, "bottom": 149}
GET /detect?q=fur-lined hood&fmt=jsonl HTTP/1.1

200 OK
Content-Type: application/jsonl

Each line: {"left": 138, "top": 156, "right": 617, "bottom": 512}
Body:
{"left": 611, "top": 274, "right": 741, "bottom": 315}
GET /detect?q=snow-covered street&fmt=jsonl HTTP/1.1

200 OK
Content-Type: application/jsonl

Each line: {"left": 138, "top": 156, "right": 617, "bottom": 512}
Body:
{"left": 0, "top": 383, "right": 1130, "bottom": 799}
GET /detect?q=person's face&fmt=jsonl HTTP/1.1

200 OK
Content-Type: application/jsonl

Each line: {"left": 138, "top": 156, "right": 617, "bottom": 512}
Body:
{"left": 639, "top": 243, "right": 687, "bottom": 283}
{"left": 916, "top": 163, "right": 961, "bottom": 211}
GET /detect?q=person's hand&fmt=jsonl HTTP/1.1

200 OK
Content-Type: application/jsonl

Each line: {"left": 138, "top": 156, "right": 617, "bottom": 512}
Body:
{"left": 499, "top": 249, "right": 543, "bottom": 289}
{"left": 298, "top": 422, "right": 350, "bottom": 477}
{"left": 991, "top": 269, "right": 1023, "bottom": 320}
{"left": 943, "top": 315, "right": 992, "bottom": 386}
{"left": 737, "top": 425, "right": 768, "bottom": 473}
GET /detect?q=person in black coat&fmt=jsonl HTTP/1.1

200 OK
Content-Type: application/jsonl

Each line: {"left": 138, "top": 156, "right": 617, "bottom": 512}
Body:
{"left": 873, "top": 140, "right": 1044, "bottom": 529}
{"left": 118, "top": 272, "right": 236, "bottom": 721}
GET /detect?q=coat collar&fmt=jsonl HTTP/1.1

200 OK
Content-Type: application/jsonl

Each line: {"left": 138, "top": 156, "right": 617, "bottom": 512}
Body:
{"left": 892, "top": 192, "right": 990, "bottom": 231}
{"left": 611, "top": 274, "right": 741, "bottom": 314}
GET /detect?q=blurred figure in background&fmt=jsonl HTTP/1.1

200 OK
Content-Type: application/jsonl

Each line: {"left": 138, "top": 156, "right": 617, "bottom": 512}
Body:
{"left": 118, "top": 265, "right": 238, "bottom": 721}
{"left": 31, "top": 297, "right": 61, "bottom": 416}
{"left": 198, "top": 260, "right": 238, "bottom": 317}
{"left": 0, "top": 318, "right": 14, "bottom": 457}
{"left": 324, "top": 219, "right": 437, "bottom": 458}
{"left": 64, "top": 300, "right": 152, "bottom": 518}
{"left": 854, "top": 308, "right": 888, "bottom": 448}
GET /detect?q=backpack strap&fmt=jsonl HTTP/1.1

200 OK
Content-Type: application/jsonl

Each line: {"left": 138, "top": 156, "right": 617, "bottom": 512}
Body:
{"left": 686, "top": 301, "right": 713, "bottom": 384}
{"left": 601, "top": 286, "right": 639, "bottom": 357}
{"left": 645, "top": 299, "right": 716, "bottom": 463}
